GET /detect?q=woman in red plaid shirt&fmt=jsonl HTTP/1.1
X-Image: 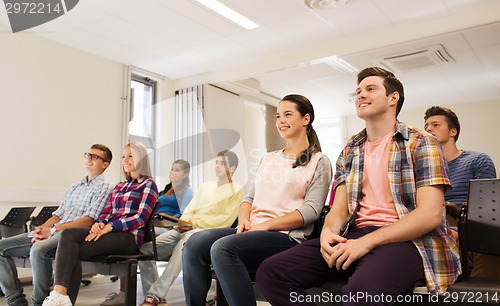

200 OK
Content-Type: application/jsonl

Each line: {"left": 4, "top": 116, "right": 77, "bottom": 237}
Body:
{"left": 42, "top": 142, "right": 158, "bottom": 306}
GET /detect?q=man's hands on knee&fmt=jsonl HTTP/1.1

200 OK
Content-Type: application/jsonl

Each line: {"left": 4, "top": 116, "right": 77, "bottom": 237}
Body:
{"left": 320, "top": 228, "right": 373, "bottom": 271}
{"left": 31, "top": 226, "right": 51, "bottom": 242}
{"left": 320, "top": 228, "right": 347, "bottom": 268}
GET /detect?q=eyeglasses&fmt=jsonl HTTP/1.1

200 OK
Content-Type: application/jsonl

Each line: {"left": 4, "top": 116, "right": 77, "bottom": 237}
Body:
{"left": 84, "top": 152, "right": 108, "bottom": 162}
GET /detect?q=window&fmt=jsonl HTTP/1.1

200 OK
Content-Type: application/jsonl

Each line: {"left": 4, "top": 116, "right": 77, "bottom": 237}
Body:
{"left": 315, "top": 118, "right": 344, "bottom": 204}
{"left": 129, "top": 74, "right": 157, "bottom": 168}
{"left": 315, "top": 118, "right": 343, "bottom": 168}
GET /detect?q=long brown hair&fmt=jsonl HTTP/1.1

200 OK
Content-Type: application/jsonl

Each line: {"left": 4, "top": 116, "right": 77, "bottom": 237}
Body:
{"left": 162, "top": 159, "right": 191, "bottom": 202}
{"left": 280, "top": 94, "right": 322, "bottom": 168}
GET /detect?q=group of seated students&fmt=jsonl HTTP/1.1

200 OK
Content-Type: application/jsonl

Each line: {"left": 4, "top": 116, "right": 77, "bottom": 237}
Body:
{"left": 0, "top": 66, "right": 498, "bottom": 306}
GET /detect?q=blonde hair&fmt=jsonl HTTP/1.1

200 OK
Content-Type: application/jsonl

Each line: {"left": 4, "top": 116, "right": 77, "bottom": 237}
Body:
{"left": 122, "top": 142, "right": 153, "bottom": 180}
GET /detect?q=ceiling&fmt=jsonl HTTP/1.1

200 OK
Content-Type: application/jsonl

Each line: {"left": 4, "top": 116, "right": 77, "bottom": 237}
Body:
{"left": 2, "top": 0, "right": 500, "bottom": 119}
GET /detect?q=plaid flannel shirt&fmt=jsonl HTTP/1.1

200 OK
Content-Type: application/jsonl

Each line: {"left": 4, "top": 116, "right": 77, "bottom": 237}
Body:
{"left": 334, "top": 121, "right": 460, "bottom": 293}
{"left": 99, "top": 176, "right": 158, "bottom": 248}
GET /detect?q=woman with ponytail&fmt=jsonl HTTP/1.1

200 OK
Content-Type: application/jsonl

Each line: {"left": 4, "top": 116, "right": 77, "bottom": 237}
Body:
{"left": 182, "top": 94, "right": 332, "bottom": 306}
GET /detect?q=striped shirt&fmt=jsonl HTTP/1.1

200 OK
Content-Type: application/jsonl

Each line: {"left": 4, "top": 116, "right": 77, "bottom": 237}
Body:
{"left": 53, "top": 174, "right": 112, "bottom": 225}
{"left": 445, "top": 150, "right": 497, "bottom": 208}
{"left": 334, "top": 121, "right": 460, "bottom": 293}
{"left": 99, "top": 176, "right": 158, "bottom": 248}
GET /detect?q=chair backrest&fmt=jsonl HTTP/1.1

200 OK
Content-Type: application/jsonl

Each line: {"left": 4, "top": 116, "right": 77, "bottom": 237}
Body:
{"left": 458, "top": 178, "right": 500, "bottom": 279}
{"left": 147, "top": 202, "right": 161, "bottom": 261}
{"left": 85, "top": 201, "right": 161, "bottom": 263}
{"left": 328, "top": 185, "right": 335, "bottom": 206}
{"left": 0, "top": 207, "right": 36, "bottom": 238}
{"left": 308, "top": 205, "right": 331, "bottom": 240}
{"left": 30, "top": 206, "right": 58, "bottom": 231}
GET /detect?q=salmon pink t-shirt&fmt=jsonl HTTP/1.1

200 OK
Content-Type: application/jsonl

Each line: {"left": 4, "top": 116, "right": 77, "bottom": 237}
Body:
{"left": 356, "top": 132, "right": 399, "bottom": 227}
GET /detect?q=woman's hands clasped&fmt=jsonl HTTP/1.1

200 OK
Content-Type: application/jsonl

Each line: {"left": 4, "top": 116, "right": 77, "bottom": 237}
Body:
{"left": 85, "top": 222, "right": 113, "bottom": 241}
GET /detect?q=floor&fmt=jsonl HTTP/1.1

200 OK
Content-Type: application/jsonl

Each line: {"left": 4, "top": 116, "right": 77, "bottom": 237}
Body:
{"left": 0, "top": 265, "right": 271, "bottom": 306}
{"left": 0, "top": 264, "right": 208, "bottom": 306}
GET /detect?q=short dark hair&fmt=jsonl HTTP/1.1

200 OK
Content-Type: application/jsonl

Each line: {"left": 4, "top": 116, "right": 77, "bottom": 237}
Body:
{"left": 424, "top": 106, "right": 461, "bottom": 142}
{"left": 217, "top": 150, "right": 238, "bottom": 170}
{"left": 91, "top": 144, "right": 112, "bottom": 163}
{"left": 357, "top": 67, "right": 405, "bottom": 117}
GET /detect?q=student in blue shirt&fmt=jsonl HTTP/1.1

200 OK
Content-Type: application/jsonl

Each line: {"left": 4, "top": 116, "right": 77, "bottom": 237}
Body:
{"left": 156, "top": 160, "right": 193, "bottom": 218}
{"left": 0, "top": 144, "right": 113, "bottom": 306}
{"left": 425, "top": 106, "right": 498, "bottom": 280}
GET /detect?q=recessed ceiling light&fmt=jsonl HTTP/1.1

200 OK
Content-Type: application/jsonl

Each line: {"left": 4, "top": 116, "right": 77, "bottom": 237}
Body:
{"left": 193, "top": 0, "right": 259, "bottom": 30}
{"left": 328, "top": 56, "right": 358, "bottom": 73}
{"left": 309, "top": 55, "right": 357, "bottom": 73}
{"left": 305, "top": 0, "right": 354, "bottom": 10}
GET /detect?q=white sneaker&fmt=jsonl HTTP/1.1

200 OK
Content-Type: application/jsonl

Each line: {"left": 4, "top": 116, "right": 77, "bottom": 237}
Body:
{"left": 100, "top": 291, "right": 125, "bottom": 306}
{"left": 41, "top": 291, "right": 72, "bottom": 306}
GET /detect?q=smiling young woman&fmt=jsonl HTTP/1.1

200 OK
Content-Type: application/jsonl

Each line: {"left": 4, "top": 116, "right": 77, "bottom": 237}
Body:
{"left": 181, "top": 94, "right": 332, "bottom": 306}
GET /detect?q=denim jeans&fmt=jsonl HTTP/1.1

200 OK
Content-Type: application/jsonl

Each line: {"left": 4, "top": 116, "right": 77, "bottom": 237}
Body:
{"left": 0, "top": 232, "right": 59, "bottom": 306}
{"left": 182, "top": 228, "right": 297, "bottom": 306}
{"left": 139, "top": 228, "right": 202, "bottom": 300}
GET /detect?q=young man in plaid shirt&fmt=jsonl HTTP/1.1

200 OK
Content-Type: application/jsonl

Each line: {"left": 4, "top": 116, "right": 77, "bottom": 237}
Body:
{"left": 257, "top": 67, "right": 460, "bottom": 305}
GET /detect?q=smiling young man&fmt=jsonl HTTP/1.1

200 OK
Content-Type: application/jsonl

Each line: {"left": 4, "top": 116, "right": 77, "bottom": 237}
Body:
{"left": 424, "top": 106, "right": 497, "bottom": 211}
{"left": 0, "top": 144, "right": 113, "bottom": 306}
{"left": 256, "top": 67, "right": 460, "bottom": 305}
{"left": 424, "top": 106, "right": 499, "bottom": 280}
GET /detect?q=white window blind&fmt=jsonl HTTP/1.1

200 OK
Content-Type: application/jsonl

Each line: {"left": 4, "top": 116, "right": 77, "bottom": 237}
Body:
{"left": 175, "top": 85, "right": 205, "bottom": 190}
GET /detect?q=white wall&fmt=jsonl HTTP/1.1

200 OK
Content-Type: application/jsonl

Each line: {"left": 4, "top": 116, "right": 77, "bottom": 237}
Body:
{"left": 399, "top": 101, "right": 500, "bottom": 170}
{"left": 243, "top": 101, "right": 266, "bottom": 189}
{"left": 159, "top": 85, "right": 266, "bottom": 194}
{"left": 0, "top": 24, "right": 124, "bottom": 216}
{"left": 342, "top": 101, "right": 500, "bottom": 170}
{"left": 202, "top": 86, "right": 248, "bottom": 187}
{"left": 153, "top": 79, "right": 176, "bottom": 190}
